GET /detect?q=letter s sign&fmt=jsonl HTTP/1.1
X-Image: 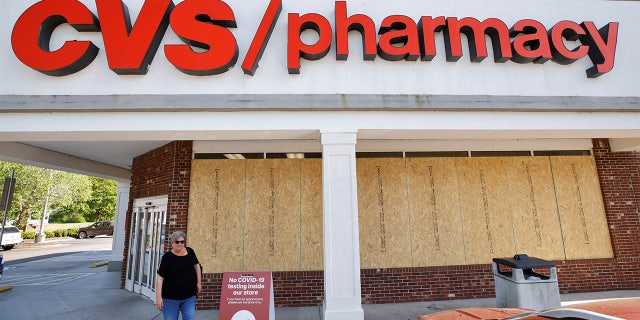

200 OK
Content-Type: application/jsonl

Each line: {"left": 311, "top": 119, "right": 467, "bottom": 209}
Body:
{"left": 165, "top": 0, "right": 239, "bottom": 76}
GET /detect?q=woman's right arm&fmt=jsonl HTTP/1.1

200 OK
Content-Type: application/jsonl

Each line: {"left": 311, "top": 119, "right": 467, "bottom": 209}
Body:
{"left": 155, "top": 275, "right": 164, "bottom": 310}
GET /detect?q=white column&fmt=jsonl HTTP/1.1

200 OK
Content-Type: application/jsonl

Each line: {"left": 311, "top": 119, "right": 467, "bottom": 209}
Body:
{"left": 109, "top": 180, "right": 130, "bottom": 272}
{"left": 321, "top": 131, "right": 364, "bottom": 320}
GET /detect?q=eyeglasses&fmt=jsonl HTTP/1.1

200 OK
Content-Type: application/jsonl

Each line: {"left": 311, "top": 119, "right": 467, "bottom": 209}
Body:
{"left": 173, "top": 240, "right": 185, "bottom": 244}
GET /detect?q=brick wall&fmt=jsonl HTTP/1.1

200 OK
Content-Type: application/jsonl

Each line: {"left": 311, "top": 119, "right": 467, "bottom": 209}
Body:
{"left": 593, "top": 138, "right": 640, "bottom": 259}
{"left": 125, "top": 138, "right": 640, "bottom": 308}
{"left": 361, "top": 265, "right": 495, "bottom": 304}
{"left": 120, "top": 141, "right": 193, "bottom": 287}
{"left": 164, "top": 140, "right": 193, "bottom": 237}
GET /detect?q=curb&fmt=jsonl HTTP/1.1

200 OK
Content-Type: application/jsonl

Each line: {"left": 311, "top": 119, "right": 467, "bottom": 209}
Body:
{"left": 0, "top": 285, "right": 13, "bottom": 293}
{"left": 90, "top": 261, "right": 109, "bottom": 268}
{"left": 18, "top": 237, "right": 77, "bottom": 247}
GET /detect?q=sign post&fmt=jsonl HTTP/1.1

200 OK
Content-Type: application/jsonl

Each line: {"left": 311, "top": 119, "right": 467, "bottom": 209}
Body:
{"left": 1, "top": 170, "right": 16, "bottom": 244}
{"left": 219, "top": 271, "right": 275, "bottom": 320}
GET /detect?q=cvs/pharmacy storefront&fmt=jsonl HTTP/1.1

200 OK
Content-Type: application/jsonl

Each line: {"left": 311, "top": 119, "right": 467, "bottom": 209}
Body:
{"left": 2, "top": 1, "right": 639, "bottom": 319}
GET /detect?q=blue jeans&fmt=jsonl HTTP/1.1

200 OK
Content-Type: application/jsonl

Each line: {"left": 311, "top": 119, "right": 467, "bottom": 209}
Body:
{"left": 162, "top": 295, "right": 196, "bottom": 320}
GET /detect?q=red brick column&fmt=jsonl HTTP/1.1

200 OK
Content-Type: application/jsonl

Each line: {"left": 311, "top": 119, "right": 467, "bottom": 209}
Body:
{"left": 592, "top": 138, "right": 640, "bottom": 259}
{"left": 121, "top": 141, "right": 193, "bottom": 288}
{"left": 164, "top": 140, "right": 193, "bottom": 237}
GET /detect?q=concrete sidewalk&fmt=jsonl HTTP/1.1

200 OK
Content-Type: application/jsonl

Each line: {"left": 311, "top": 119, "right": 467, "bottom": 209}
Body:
{"left": 0, "top": 250, "right": 638, "bottom": 319}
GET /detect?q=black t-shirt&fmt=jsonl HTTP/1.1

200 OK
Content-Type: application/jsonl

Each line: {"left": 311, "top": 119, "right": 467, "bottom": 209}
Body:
{"left": 157, "top": 248, "right": 199, "bottom": 300}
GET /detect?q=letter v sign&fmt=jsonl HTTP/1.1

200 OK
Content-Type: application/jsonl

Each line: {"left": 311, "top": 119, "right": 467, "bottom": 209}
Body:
{"left": 97, "top": 0, "right": 174, "bottom": 75}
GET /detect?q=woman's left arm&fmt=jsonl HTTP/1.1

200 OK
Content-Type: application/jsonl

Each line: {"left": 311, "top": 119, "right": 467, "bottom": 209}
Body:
{"left": 194, "top": 263, "right": 202, "bottom": 295}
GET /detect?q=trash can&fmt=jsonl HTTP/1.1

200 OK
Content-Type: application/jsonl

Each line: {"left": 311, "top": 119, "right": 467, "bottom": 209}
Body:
{"left": 492, "top": 254, "right": 560, "bottom": 311}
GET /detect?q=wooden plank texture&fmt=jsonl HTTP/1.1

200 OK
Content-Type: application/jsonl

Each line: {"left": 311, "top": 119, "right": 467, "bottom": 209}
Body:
{"left": 357, "top": 158, "right": 412, "bottom": 268}
{"left": 407, "top": 157, "right": 466, "bottom": 266}
{"left": 551, "top": 156, "right": 613, "bottom": 259}
{"left": 502, "top": 157, "right": 566, "bottom": 260}
{"left": 456, "top": 157, "right": 516, "bottom": 264}
{"left": 188, "top": 160, "right": 245, "bottom": 272}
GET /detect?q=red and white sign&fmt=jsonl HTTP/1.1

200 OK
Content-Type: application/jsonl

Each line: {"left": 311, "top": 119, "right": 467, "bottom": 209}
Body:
{"left": 10, "top": 0, "right": 619, "bottom": 78}
{"left": 3, "top": 0, "right": 638, "bottom": 99}
{"left": 219, "top": 271, "right": 275, "bottom": 320}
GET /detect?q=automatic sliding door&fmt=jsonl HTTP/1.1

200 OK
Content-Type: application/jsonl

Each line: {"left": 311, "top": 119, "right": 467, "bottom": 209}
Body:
{"left": 126, "top": 196, "right": 167, "bottom": 300}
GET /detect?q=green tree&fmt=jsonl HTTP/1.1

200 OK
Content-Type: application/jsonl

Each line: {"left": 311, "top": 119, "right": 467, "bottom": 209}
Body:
{"left": 1, "top": 162, "right": 53, "bottom": 226}
{"left": 53, "top": 177, "right": 117, "bottom": 222}
{"left": 85, "top": 177, "right": 117, "bottom": 222}
{"left": 0, "top": 161, "right": 93, "bottom": 226}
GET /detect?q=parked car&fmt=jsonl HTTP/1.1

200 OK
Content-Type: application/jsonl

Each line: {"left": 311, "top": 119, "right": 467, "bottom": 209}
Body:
{"left": 417, "top": 298, "right": 640, "bottom": 320}
{"left": 77, "top": 221, "right": 114, "bottom": 239}
{"left": 1, "top": 225, "right": 24, "bottom": 250}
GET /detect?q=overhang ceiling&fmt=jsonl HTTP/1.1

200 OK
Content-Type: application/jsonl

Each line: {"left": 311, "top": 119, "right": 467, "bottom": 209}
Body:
{"left": 2, "top": 111, "right": 640, "bottom": 181}
{"left": 2, "top": 132, "right": 639, "bottom": 182}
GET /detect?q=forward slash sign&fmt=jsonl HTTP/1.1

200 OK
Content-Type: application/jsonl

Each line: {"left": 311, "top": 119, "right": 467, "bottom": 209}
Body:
{"left": 241, "top": 0, "right": 282, "bottom": 75}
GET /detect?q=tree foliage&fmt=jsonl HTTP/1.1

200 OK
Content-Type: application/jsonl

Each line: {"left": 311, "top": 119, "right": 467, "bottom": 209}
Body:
{"left": 55, "top": 177, "right": 117, "bottom": 222}
{"left": 0, "top": 161, "right": 117, "bottom": 226}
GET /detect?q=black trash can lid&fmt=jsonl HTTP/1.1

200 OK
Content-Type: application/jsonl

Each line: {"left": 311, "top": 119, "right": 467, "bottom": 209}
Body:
{"left": 493, "top": 254, "right": 555, "bottom": 269}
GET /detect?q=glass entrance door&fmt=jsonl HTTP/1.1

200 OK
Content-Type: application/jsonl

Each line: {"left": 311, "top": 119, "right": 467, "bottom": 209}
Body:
{"left": 125, "top": 196, "right": 167, "bottom": 301}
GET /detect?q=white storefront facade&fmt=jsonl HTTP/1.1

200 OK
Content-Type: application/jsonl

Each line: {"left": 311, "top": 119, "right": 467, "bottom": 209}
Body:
{"left": 2, "top": 1, "right": 640, "bottom": 319}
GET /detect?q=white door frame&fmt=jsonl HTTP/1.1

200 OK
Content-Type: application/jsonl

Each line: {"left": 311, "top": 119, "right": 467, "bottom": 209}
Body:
{"left": 125, "top": 195, "right": 168, "bottom": 301}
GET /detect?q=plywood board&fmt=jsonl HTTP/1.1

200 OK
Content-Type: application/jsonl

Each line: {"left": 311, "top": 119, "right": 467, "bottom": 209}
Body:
{"left": 187, "top": 154, "right": 613, "bottom": 273}
{"left": 188, "top": 160, "right": 245, "bottom": 273}
{"left": 502, "top": 157, "right": 566, "bottom": 260}
{"left": 244, "top": 160, "right": 302, "bottom": 271}
{"left": 550, "top": 156, "right": 613, "bottom": 259}
{"left": 300, "top": 159, "right": 323, "bottom": 270}
{"left": 357, "top": 158, "right": 412, "bottom": 268}
{"left": 456, "top": 158, "right": 516, "bottom": 264}
{"left": 406, "top": 157, "right": 466, "bottom": 266}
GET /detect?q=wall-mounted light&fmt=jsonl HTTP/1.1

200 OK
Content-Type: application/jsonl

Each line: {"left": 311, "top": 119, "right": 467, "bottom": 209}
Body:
{"left": 223, "top": 154, "right": 246, "bottom": 160}
{"left": 286, "top": 153, "right": 304, "bottom": 159}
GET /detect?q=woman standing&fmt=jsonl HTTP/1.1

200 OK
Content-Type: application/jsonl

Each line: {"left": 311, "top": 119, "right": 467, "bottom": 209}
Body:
{"left": 155, "top": 231, "right": 202, "bottom": 320}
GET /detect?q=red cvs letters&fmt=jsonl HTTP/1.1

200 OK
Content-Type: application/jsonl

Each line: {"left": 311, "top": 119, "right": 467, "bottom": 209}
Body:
{"left": 11, "top": 0, "right": 619, "bottom": 78}
{"left": 12, "top": 0, "right": 238, "bottom": 76}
